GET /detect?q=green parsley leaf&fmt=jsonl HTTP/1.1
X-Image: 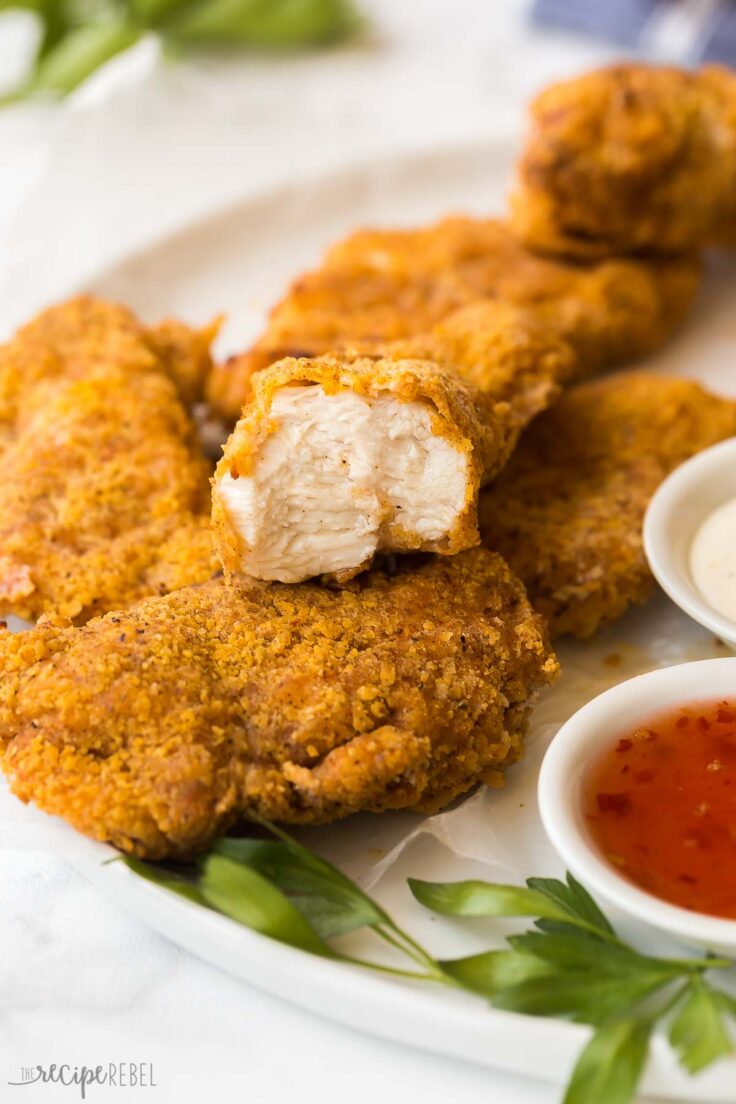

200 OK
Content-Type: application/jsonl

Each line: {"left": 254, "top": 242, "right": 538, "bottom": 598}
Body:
{"left": 507, "top": 929, "right": 673, "bottom": 978}
{"left": 1, "top": 0, "right": 360, "bottom": 101}
{"left": 28, "top": 20, "right": 142, "bottom": 96}
{"left": 563, "top": 1018, "right": 652, "bottom": 1104}
{"left": 408, "top": 879, "right": 573, "bottom": 923}
{"left": 160, "top": 0, "right": 359, "bottom": 46}
{"left": 409, "top": 874, "right": 620, "bottom": 942}
{"left": 200, "top": 853, "right": 332, "bottom": 957}
{"left": 493, "top": 972, "right": 673, "bottom": 1026}
{"left": 214, "top": 836, "right": 387, "bottom": 939}
{"left": 439, "top": 950, "right": 554, "bottom": 997}
{"left": 526, "top": 872, "right": 615, "bottom": 936}
{"left": 669, "top": 977, "right": 734, "bottom": 1074}
{"left": 0, "top": 0, "right": 46, "bottom": 11}
{"left": 122, "top": 855, "right": 206, "bottom": 905}
{"left": 128, "top": 0, "right": 193, "bottom": 25}
{"left": 713, "top": 988, "right": 736, "bottom": 1019}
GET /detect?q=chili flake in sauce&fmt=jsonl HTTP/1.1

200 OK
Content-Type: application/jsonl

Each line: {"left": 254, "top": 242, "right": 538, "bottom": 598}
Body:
{"left": 583, "top": 700, "right": 736, "bottom": 919}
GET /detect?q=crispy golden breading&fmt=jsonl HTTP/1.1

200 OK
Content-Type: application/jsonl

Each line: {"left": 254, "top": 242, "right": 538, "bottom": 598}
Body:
{"left": 480, "top": 374, "right": 736, "bottom": 638}
{"left": 207, "top": 217, "right": 700, "bottom": 420}
{"left": 512, "top": 64, "right": 736, "bottom": 258}
{"left": 0, "top": 549, "right": 558, "bottom": 859}
{"left": 0, "top": 298, "right": 219, "bottom": 621}
{"left": 0, "top": 297, "right": 215, "bottom": 428}
{"left": 213, "top": 302, "right": 575, "bottom": 582}
{"left": 384, "top": 299, "right": 577, "bottom": 424}
{"left": 145, "top": 315, "right": 222, "bottom": 407}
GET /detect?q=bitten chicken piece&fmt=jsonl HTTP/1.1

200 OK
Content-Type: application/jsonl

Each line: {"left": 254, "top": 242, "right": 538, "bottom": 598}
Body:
{"left": 212, "top": 302, "right": 575, "bottom": 583}
{"left": 480, "top": 374, "right": 736, "bottom": 638}
{"left": 0, "top": 298, "right": 219, "bottom": 621}
{"left": 0, "top": 549, "right": 559, "bottom": 859}
{"left": 512, "top": 64, "right": 736, "bottom": 258}
{"left": 207, "top": 217, "right": 700, "bottom": 420}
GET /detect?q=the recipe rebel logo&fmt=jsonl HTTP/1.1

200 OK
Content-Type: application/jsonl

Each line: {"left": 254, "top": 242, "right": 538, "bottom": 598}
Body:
{"left": 8, "top": 1063, "right": 157, "bottom": 1097}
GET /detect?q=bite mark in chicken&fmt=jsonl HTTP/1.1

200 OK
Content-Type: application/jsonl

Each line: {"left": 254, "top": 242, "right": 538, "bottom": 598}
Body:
{"left": 216, "top": 385, "right": 467, "bottom": 582}
{"left": 213, "top": 302, "right": 575, "bottom": 583}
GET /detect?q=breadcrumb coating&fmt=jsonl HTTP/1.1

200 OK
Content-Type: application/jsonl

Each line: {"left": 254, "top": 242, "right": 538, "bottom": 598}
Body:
{"left": 480, "top": 374, "right": 736, "bottom": 638}
{"left": 0, "top": 549, "right": 558, "bottom": 859}
{"left": 512, "top": 64, "right": 736, "bottom": 257}
{"left": 207, "top": 217, "right": 699, "bottom": 420}
{"left": 0, "top": 298, "right": 219, "bottom": 621}
{"left": 0, "top": 296, "right": 215, "bottom": 426}
{"left": 213, "top": 302, "right": 574, "bottom": 579}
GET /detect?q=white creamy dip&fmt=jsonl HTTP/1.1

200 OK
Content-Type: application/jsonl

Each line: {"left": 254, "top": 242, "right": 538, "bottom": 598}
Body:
{"left": 690, "top": 495, "right": 736, "bottom": 622}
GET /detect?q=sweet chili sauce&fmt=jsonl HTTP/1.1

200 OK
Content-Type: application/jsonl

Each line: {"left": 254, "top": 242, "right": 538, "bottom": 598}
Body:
{"left": 583, "top": 700, "right": 736, "bottom": 919}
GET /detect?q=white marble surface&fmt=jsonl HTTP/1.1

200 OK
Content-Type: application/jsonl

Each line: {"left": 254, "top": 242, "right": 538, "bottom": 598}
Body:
{"left": 0, "top": 4, "right": 675, "bottom": 1101}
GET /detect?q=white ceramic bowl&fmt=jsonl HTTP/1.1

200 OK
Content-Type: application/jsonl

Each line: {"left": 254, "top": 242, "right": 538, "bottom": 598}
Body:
{"left": 644, "top": 437, "right": 736, "bottom": 649}
{"left": 538, "top": 658, "right": 736, "bottom": 956}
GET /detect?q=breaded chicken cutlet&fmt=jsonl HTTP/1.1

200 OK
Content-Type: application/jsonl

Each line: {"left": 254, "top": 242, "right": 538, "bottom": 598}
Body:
{"left": 480, "top": 374, "right": 736, "bottom": 638}
{"left": 0, "top": 298, "right": 219, "bottom": 622}
{"left": 512, "top": 64, "right": 736, "bottom": 258}
{"left": 0, "top": 549, "right": 558, "bottom": 859}
{"left": 207, "top": 217, "right": 700, "bottom": 420}
{"left": 212, "top": 302, "right": 575, "bottom": 583}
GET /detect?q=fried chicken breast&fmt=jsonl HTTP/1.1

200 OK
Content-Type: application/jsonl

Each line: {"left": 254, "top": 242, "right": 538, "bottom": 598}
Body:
{"left": 207, "top": 217, "right": 700, "bottom": 420}
{"left": 512, "top": 64, "right": 736, "bottom": 258}
{"left": 480, "top": 374, "right": 736, "bottom": 638}
{"left": 0, "top": 549, "right": 558, "bottom": 859}
{"left": 212, "top": 302, "right": 575, "bottom": 583}
{"left": 0, "top": 298, "right": 219, "bottom": 621}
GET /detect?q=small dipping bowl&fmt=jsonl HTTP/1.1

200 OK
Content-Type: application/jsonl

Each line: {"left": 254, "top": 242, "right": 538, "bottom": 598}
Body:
{"left": 644, "top": 437, "right": 736, "bottom": 649}
{"left": 538, "top": 658, "right": 736, "bottom": 955}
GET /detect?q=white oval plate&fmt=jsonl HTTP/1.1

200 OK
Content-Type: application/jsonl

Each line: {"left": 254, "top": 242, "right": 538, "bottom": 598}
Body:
{"left": 4, "top": 141, "right": 736, "bottom": 1099}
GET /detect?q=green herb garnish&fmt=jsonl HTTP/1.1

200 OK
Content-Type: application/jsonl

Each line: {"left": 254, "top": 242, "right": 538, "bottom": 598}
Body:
{"left": 1, "top": 0, "right": 360, "bottom": 101}
{"left": 123, "top": 829, "right": 736, "bottom": 1104}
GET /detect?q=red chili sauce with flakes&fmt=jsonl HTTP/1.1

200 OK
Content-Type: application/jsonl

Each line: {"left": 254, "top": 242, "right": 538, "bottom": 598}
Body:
{"left": 583, "top": 701, "right": 736, "bottom": 919}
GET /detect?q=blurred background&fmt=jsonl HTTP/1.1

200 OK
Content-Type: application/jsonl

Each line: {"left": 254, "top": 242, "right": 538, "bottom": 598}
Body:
{"left": 0, "top": 0, "right": 732, "bottom": 324}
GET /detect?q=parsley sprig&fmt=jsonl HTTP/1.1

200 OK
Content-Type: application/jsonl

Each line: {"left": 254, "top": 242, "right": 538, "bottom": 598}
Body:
{"left": 124, "top": 824, "right": 736, "bottom": 1104}
{"left": 1, "top": 0, "right": 360, "bottom": 101}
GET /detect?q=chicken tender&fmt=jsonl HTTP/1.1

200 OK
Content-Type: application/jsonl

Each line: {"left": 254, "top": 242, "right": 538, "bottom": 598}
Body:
{"left": 212, "top": 302, "right": 575, "bottom": 583}
{"left": 480, "top": 374, "right": 736, "bottom": 638}
{"left": 512, "top": 64, "right": 736, "bottom": 258}
{"left": 207, "top": 217, "right": 700, "bottom": 420}
{"left": 0, "top": 549, "right": 559, "bottom": 859}
{"left": 0, "top": 298, "right": 219, "bottom": 621}
{"left": 0, "top": 296, "right": 215, "bottom": 422}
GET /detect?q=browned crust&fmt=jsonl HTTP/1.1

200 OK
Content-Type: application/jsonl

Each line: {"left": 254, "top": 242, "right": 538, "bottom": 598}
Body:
{"left": 207, "top": 217, "right": 700, "bottom": 420}
{"left": 146, "top": 314, "right": 223, "bottom": 407}
{"left": 481, "top": 373, "right": 736, "bottom": 638}
{"left": 511, "top": 63, "right": 736, "bottom": 258}
{"left": 0, "top": 297, "right": 219, "bottom": 621}
{"left": 0, "top": 548, "right": 559, "bottom": 859}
